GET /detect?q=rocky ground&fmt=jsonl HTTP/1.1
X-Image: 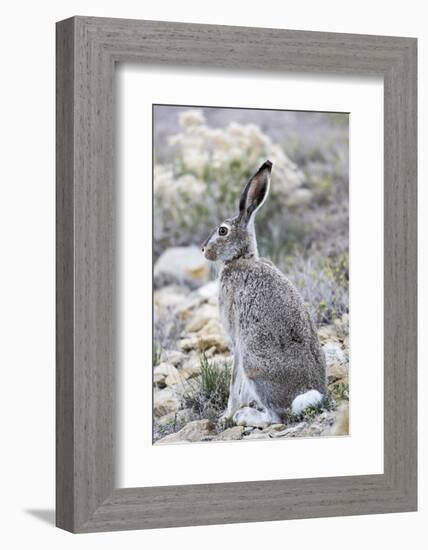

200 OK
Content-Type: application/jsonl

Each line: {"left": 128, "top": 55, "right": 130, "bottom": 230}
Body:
{"left": 153, "top": 246, "right": 350, "bottom": 445}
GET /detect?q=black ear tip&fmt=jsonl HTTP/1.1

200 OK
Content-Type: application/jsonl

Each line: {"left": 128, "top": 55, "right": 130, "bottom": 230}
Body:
{"left": 263, "top": 160, "right": 273, "bottom": 171}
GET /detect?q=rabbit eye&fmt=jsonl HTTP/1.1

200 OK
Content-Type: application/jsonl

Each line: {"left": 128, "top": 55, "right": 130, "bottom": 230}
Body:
{"left": 218, "top": 226, "right": 228, "bottom": 236}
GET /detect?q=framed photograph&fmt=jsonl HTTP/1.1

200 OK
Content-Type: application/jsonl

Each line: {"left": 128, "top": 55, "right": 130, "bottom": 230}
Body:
{"left": 56, "top": 16, "right": 417, "bottom": 532}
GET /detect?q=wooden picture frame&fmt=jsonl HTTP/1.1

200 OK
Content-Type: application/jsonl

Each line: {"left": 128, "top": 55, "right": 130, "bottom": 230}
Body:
{"left": 56, "top": 16, "right": 417, "bottom": 533}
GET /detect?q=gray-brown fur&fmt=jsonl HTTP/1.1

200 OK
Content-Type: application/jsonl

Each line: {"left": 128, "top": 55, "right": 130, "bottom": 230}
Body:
{"left": 202, "top": 160, "right": 327, "bottom": 424}
{"left": 220, "top": 257, "right": 326, "bottom": 415}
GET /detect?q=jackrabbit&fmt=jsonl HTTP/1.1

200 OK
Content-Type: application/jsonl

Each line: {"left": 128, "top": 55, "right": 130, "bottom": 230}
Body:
{"left": 201, "top": 160, "right": 327, "bottom": 428}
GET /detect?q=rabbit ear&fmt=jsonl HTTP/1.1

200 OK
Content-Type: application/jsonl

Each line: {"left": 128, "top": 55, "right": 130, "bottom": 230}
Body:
{"left": 239, "top": 160, "right": 272, "bottom": 224}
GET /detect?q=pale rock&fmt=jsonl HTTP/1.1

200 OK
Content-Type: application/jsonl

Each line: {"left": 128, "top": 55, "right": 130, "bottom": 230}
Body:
{"left": 181, "top": 364, "right": 202, "bottom": 379}
{"left": 185, "top": 303, "right": 219, "bottom": 332}
{"left": 268, "top": 422, "right": 309, "bottom": 438}
{"left": 165, "top": 367, "right": 190, "bottom": 386}
{"left": 214, "top": 426, "right": 245, "bottom": 441}
{"left": 330, "top": 403, "right": 349, "bottom": 436}
{"left": 154, "top": 362, "right": 178, "bottom": 377}
{"left": 174, "top": 295, "right": 205, "bottom": 321}
{"left": 198, "top": 318, "right": 224, "bottom": 336}
{"left": 182, "top": 353, "right": 202, "bottom": 370}
{"left": 268, "top": 423, "right": 287, "bottom": 432}
{"left": 154, "top": 284, "right": 190, "bottom": 311}
{"left": 179, "top": 332, "right": 229, "bottom": 354}
{"left": 156, "top": 419, "right": 216, "bottom": 444}
{"left": 153, "top": 372, "right": 166, "bottom": 389}
{"left": 196, "top": 280, "right": 219, "bottom": 300}
{"left": 154, "top": 246, "right": 210, "bottom": 289}
{"left": 153, "top": 388, "right": 181, "bottom": 417}
{"left": 327, "top": 362, "right": 348, "bottom": 383}
{"left": 162, "top": 349, "right": 186, "bottom": 367}
{"left": 317, "top": 325, "right": 338, "bottom": 343}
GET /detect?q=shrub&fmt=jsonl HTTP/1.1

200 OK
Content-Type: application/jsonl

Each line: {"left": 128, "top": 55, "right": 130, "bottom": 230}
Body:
{"left": 153, "top": 110, "right": 312, "bottom": 258}
{"left": 183, "top": 353, "right": 231, "bottom": 420}
{"left": 281, "top": 252, "right": 349, "bottom": 326}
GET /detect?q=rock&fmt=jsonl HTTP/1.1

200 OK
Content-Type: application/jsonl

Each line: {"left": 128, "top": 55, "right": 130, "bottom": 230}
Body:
{"left": 268, "top": 423, "right": 287, "bottom": 432}
{"left": 154, "top": 246, "right": 210, "bottom": 289}
{"left": 327, "top": 362, "right": 348, "bottom": 383}
{"left": 153, "top": 388, "right": 181, "bottom": 417}
{"left": 196, "top": 280, "right": 219, "bottom": 300}
{"left": 154, "top": 362, "right": 178, "bottom": 377}
{"left": 156, "top": 419, "right": 216, "bottom": 444}
{"left": 317, "top": 325, "right": 338, "bottom": 343}
{"left": 174, "top": 295, "right": 206, "bottom": 321}
{"left": 330, "top": 403, "right": 349, "bottom": 436}
{"left": 214, "top": 426, "right": 245, "bottom": 441}
{"left": 185, "top": 303, "right": 219, "bottom": 332}
{"left": 162, "top": 349, "right": 186, "bottom": 367}
{"left": 165, "top": 368, "right": 190, "bottom": 386}
{"left": 268, "top": 422, "right": 309, "bottom": 438}
{"left": 323, "top": 341, "right": 346, "bottom": 366}
{"left": 153, "top": 372, "right": 167, "bottom": 389}
{"left": 181, "top": 353, "right": 202, "bottom": 370}
{"left": 198, "top": 318, "right": 224, "bottom": 336}
{"left": 154, "top": 284, "right": 190, "bottom": 310}
{"left": 179, "top": 332, "right": 229, "bottom": 354}
{"left": 181, "top": 364, "right": 202, "bottom": 379}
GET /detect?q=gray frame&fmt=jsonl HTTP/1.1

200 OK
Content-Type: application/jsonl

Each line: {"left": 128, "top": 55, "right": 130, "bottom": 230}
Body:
{"left": 56, "top": 16, "right": 417, "bottom": 533}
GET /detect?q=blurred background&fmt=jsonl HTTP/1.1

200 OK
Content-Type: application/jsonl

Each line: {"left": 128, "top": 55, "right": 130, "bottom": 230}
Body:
{"left": 154, "top": 105, "right": 349, "bottom": 326}
{"left": 152, "top": 106, "right": 350, "bottom": 443}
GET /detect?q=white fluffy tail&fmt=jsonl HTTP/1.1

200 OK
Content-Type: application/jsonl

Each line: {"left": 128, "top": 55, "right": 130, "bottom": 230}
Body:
{"left": 292, "top": 390, "right": 323, "bottom": 415}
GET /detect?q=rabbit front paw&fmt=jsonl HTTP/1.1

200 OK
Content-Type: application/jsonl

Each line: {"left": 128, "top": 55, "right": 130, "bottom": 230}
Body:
{"left": 233, "top": 406, "right": 271, "bottom": 428}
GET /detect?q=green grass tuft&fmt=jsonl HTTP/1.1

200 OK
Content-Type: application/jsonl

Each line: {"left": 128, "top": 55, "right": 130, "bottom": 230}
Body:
{"left": 183, "top": 353, "right": 231, "bottom": 420}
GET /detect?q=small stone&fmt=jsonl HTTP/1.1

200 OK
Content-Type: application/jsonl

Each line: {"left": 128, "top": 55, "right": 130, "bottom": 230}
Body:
{"left": 174, "top": 295, "right": 205, "bottom": 321}
{"left": 269, "top": 422, "right": 308, "bottom": 438}
{"left": 215, "top": 426, "right": 245, "bottom": 441}
{"left": 330, "top": 403, "right": 349, "bottom": 436}
{"left": 179, "top": 333, "right": 229, "bottom": 354}
{"left": 156, "top": 419, "right": 216, "bottom": 444}
{"left": 162, "top": 350, "right": 186, "bottom": 367}
{"left": 153, "top": 388, "right": 181, "bottom": 417}
{"left": 153, "top": 372, "right": 166, "bottom": 389}
{"left": 269, "top": 423, "right": 287, "bottom": 432}
{"left": 185, "top": 303, "right": 219, "bottom": 333}
{"left": 154, "top": 362, "right": 178, "bottom": 377}
{"left": 327, "top": 362, "right": 348, "bottom": 383}
{"left": 197, "top": 280, "right": 218, "bottom": 300}
{"left": 317, "top": 325, "right": 337, "bottom": 343}
{"left": 154, "top": 246, "right": 210, "bottom": 289}
{"left": 154, "top": 285, "right": 190, "bottom": 310}
{"left": 165, "top": 368, "right": 190, "bottom": 386}
{"left": 181, "top": 365, "right": 201, "bottom": 379}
